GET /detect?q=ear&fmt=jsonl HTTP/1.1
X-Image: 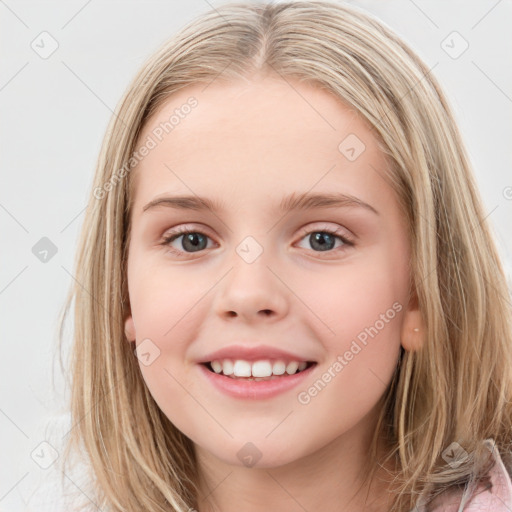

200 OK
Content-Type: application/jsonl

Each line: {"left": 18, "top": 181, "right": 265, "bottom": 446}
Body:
{"left": 124, "top": 314, "right": 136, "bottom": 342}
{"left": 400, "top": 289, "right": 424, "bottom": 352}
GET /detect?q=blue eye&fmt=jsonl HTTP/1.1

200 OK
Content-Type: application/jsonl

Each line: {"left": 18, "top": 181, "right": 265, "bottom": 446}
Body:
{"left": 161, "top": 225, "right": 354, "bottom": 257}
{"left": 162, "top": 228, "right": 214, "bottom": 255}
{"left": 296, "top": 229, "right": 352, "bottom": 252}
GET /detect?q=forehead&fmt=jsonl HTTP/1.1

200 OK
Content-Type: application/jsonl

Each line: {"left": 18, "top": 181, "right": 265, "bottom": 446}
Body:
{"left": 130, "top": 76, "right": 391, "bottom": 214}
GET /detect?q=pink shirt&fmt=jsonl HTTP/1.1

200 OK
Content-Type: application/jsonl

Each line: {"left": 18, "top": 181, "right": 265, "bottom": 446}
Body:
{"left": 414, "top": 439, "right": 512, "bottom": 511}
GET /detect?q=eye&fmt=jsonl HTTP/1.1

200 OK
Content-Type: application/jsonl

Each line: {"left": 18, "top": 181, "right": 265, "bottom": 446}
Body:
{"left": 161, "top": 227, "right": 215, "bottom": 256}
{"left": 160, "top": 224, "right": 355, "bottom": 258}
{"left": 295, "top": 226, "right": 354, "bottom": 253}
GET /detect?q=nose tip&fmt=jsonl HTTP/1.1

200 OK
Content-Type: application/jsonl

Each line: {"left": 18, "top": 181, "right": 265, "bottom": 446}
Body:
{"left": 225, "top": 308, "right": 275, "bottom": 318}
{"left": 212, "top": 247, "right": 290, "bottom": 324}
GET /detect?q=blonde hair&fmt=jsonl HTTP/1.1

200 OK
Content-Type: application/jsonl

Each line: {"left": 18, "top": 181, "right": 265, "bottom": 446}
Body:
{"left": 57, "top": 1, "right": 512, "bottom": 510}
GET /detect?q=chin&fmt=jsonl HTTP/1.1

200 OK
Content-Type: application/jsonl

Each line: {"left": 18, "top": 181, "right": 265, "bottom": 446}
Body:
{"left": 197, "top": 436, "right": 312, "bottom": 470}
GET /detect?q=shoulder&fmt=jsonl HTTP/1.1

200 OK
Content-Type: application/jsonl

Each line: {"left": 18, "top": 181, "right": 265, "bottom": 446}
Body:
{"left": 426, "top": 439, "right": 512, "bottom": 512}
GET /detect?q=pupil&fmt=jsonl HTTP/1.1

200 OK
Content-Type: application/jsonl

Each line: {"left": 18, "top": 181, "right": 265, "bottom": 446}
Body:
{"left": 311, "top": 232, "right": 334, "bottom": 251}
{"left": 183, "top": 233, "right": 206, "bottom": 252}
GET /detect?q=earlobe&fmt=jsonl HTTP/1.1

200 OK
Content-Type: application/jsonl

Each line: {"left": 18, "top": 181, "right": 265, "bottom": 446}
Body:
{"left": 400, "top": 308, "right": 424, "bottom": 352}
{"left": 124, "top": 315, "right": 136, "bottom": 342}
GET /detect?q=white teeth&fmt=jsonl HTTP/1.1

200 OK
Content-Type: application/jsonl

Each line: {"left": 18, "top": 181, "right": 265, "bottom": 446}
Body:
{"left": 233, "top": 360, "right": 251, "bottom": 377}
{"left": 272, "top": 361, "right": 286, "bottom": 375}
{"left": 286, "top": 361, "right": 299, "bottom": 375}
{"left": 208, "top": 358, "right": 310, "bottom": 377}
{"left": 251, "top": 360, "right": 273, "bottom": 378}
{"left": 223, "top": 359, "right": 234, "bottom": 375}
{"left": 211, "top": 360, "right": 222, "bottom": 373}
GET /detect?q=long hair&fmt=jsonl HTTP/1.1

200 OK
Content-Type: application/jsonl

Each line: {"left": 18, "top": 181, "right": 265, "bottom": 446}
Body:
{"left": 57, "top": 1, "right": 512, "bottom": 510}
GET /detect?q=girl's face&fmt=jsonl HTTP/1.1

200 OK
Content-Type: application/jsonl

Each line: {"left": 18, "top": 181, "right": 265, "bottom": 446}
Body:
{"left": 124, "top": 75, "right": 421, "bottom": 470}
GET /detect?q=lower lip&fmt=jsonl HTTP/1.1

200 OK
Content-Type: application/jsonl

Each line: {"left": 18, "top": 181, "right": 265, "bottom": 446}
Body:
{"left": 198, "top": 363, "right": 317, "bottom": 400}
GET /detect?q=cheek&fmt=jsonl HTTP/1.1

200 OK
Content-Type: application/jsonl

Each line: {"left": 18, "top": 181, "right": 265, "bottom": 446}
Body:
{"left": 127, "top": 265, "right": 203, "bottom": 402}
{"left": 128, "top": 258, "right": 211, "bottom": 342}
{"left": 292, "top": 250, "right": 405, "bottom": 397}
{"left": 295, "top": 268, "right": 403, "bottom": 431}
{"left": 293, "top": 253, "right": 406, "bottom": 342}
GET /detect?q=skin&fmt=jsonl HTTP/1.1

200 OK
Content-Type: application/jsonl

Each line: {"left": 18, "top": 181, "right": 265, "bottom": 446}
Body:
{"left": 124, "top": 74, "right": 424, "bottom": 512}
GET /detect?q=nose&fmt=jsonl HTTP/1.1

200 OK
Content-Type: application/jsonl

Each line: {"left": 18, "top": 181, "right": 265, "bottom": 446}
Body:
{"left": 212, "top": 251, "right": 289, "bottom": 324}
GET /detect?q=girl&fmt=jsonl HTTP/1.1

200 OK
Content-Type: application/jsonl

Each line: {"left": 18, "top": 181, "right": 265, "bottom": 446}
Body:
{"left": 54, "top": 1, "right": 512, "bottom": 511}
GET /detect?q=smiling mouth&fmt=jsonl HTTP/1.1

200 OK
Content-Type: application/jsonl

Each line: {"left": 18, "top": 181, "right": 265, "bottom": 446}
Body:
{"left": 202, "top": 360, "right": 317, "bottom": 381}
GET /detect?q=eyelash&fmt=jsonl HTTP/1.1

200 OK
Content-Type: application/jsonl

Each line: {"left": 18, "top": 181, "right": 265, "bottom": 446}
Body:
{"left": 160, "top": 225, "right": 355, "bottom": 258}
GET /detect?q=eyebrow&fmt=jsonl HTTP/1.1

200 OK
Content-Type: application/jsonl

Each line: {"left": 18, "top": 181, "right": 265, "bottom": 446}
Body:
{"left": 142, "top": 191, "right": 379, "bottom": 215}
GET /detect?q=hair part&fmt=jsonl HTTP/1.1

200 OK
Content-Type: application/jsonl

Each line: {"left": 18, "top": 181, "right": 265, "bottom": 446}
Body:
{"left": 57, "top": 1, "right": 512, "bottom": 510}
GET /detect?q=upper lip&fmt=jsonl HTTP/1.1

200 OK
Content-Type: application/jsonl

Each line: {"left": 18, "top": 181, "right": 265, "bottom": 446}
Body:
{"left": 196, "top": 344, "right": 316, "bottom": 364}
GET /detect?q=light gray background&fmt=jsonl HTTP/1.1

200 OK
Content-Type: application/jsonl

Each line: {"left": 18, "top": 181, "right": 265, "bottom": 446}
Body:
{"left": 1, "top": 1, "right": 511, "bottom": 510}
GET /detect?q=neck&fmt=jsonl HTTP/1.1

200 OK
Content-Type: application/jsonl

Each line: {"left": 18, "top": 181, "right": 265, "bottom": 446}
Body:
{"left": 194, "top": 416, "right": 397, "bottom": 512}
